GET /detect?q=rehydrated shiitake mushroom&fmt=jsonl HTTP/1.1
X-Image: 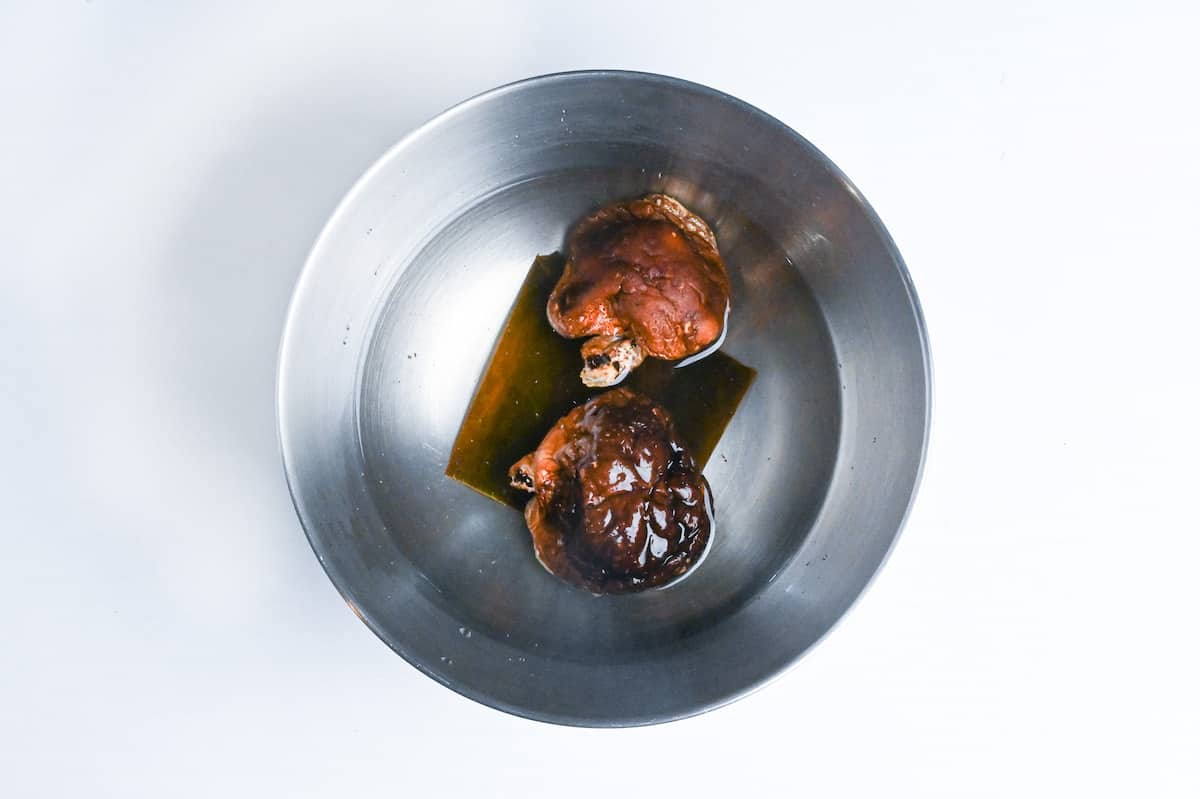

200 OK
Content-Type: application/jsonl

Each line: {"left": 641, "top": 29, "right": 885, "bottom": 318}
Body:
{"left": 508, "top": 388, "right": 713, "bottom": 594}
{"left": 547, "top": 194, "right": 731, "bottom": 387}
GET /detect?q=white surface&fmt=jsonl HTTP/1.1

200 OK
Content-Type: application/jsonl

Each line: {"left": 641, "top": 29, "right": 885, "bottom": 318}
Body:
{"left": 2, "top": 2, "right": 1198, "bottom": 796}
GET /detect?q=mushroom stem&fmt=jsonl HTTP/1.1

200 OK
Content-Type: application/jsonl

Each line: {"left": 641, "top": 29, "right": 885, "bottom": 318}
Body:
{"left": 579, "top": 336, "right": 645, "bottom": 387}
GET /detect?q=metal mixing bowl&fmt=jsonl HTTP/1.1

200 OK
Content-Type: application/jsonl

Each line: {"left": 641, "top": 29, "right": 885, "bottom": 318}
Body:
{"left": 277, "top": 71, "right": 930, "bottom": 726}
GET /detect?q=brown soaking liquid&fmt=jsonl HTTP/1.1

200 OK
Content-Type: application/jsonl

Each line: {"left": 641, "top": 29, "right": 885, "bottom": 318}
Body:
{"left": 446, "top": 253, "right": 755, "bottom": 508}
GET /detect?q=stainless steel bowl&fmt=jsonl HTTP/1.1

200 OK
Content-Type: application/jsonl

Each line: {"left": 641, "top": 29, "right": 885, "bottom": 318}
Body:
{"left": 277, "top": 71, "right": 930, "bottom": 726}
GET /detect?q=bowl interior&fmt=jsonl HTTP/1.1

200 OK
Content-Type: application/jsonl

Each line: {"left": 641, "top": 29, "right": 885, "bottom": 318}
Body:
{"left": 278, "top": 71, "right": 929, "bottom": 725}
{"left": 360, "top": 168, "right": 840, "bottom": 660}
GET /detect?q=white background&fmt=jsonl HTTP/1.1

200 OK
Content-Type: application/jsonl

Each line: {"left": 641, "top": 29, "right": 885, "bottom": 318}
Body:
{"left": 3, "top": 1, "right": 1198, "bottom": 796}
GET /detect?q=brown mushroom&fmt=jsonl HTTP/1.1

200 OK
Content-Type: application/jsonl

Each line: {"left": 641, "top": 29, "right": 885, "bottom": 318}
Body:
{"left": 509, "top": 388, "right": 713, "bottom": 593}
{"left": 548, "top": 194, "right": 730, "bottom": 387}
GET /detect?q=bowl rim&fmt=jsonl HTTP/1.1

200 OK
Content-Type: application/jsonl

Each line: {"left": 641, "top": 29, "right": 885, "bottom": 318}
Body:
{"left": 276, "top": 69, "right": 933, "bottom": 727}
